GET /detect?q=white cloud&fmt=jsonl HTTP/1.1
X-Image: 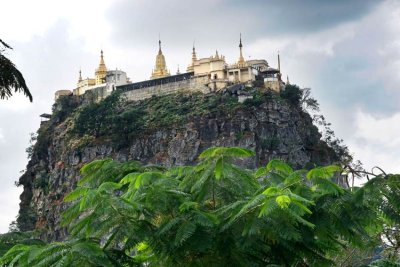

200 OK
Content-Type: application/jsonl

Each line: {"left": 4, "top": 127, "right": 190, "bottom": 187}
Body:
{"left": 0, "top": 0, "right": 112, "bottom": 52}
{"left": 0, "top": 129, "right": 4, "bottom": 144}
{"left": 0, "top": 187, "right": 23, "bottom": 234}
{"left": 348, "top": 110, "right": 400, "bottom": 174}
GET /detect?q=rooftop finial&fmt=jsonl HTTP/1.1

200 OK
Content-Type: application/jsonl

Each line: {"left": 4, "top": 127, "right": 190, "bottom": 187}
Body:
{"left": 187, "top": 40, "right": 197, "bottom": 72}
{"left": 78, "top": 69, "right": 83, "bottom": 83}
{"left": 99, "top": 50, "right": 105, "bottom": 66}
{"left": 237, "top": 33, "right": 245, "bottom": 66}
{"left": 278, "top": 51, "right": 281, "bottom": 72}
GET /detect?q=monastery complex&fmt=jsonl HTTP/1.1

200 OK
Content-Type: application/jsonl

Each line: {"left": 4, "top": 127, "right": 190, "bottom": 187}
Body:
{"left": 55, "top": 36, "right": 289, "bottom": 102}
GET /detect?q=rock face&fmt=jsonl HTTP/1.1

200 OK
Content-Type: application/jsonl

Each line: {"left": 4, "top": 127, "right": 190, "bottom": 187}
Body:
{"left": 17, "top": 91, "right": 337, "bottom": 241}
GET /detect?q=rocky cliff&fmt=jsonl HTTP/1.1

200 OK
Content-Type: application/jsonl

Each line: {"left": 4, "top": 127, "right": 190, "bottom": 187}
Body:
{"left": 17, "top": 88, "right": 337, "bottom": 241}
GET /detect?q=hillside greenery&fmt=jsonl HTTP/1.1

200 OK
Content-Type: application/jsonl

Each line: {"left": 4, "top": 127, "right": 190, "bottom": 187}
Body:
{"left": 62, "top": 85, "right": 342, "bottom": 165}
{"left": 69, "top": 89, "right": 282, "bottom": 149}
{"left": 1, "top": 147, "right": 399, "bottom": 266}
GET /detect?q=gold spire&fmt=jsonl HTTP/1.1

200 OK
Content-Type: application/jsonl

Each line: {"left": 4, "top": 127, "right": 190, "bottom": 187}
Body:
{"left": 237, "top": 33, "right": 245, "bottom": 66}
{"left": 187, "top": 42, "right": 197, "bottom": 72}
{"left": 95, "top": 50, "right": 107, "bottom": 85}
{"left": 151, "top": 39, "right": 170, "bottom": 79}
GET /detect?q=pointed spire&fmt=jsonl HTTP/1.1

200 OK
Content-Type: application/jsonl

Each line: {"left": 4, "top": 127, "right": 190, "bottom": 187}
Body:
{"left": 215, "top": 50, "right": 219, "bottom": 59}
{"left": 177, "top": 64, "right": 180, "bottom": 75}
{"left": 192, "top": 41, "right": 197, "bottom": 60}
{"left": 277, "top": 51, "right": 282, "bottom": 81}
{"left": 192, "top": 48, "right": 196, "bottom": 57}
{"left": 278, "top": 51, "right": 281, "bottom": 72}
{"left": 286, "top": 75, "right": 290, "bottom": 85}
{"left": 237, "top": 33, "right": 245, "bottom": 66}
{"left": 151, "top": 38, "right": 170, "bottom": 79}
{"left": 187, "top": 41, "right": 197, "bottom": 72}
{"left": 100, "top": 50, "right": 105, "bottom": 65}
{"left": 78, "top": 69, "right": 83, "bottom": 83}
{"left": 158, "top": 34, "right": 163, "bottom": 54}
{"left": 95, "top": 50, "right": 107, "bottom": 85}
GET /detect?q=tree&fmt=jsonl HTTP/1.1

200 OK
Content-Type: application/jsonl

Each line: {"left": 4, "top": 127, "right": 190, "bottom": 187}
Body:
{"left": 3, "top": 146, "right": 394, "bottom": 266}
{"left": 0, "top": 39, "right": 32, "bottom": 102}
{"left": 280, "top": 84, "right": 302, "bottom": 106}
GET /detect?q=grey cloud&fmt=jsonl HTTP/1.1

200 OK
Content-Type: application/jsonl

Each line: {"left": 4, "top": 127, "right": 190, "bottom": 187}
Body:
{"left": 106, "top": 0, "right": 378, "bottom": 49}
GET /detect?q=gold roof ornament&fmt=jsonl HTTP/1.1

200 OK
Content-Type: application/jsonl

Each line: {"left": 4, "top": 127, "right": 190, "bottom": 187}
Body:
{"left": 151, "top": 39, "right": 170, "bottom": 79}
{"left": 237, "top": 33, "right": 245, "bottom": 66}
{"left": 95, "top": 50, "right": 107, "bottom": 85}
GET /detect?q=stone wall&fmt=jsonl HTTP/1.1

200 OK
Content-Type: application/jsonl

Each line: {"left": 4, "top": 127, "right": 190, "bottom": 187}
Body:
{"left": 122, "top": 76, "right": 210, "bottom": 101}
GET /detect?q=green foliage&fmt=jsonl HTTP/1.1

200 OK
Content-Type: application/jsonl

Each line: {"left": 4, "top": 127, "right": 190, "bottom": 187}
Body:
{"left": 73, "top": 91, "right": 122, "bottom": 137}
{"left": 357, "top": 174, "right": 400, "bottom": 262}
{"left": 16, "top": 206, "right": 37, "bottom": 233}
{"left": 3, "top": 146, "right": 395, "bottom": 266}
{"left": 72, "top": 92, "right": 242, "bottom": 148}
{"left": 0, "top": 39, "right": 32, "bottom": 101}
{"left": 32, "top": 172, "right": 50, "bottom": 195}
{"left": 51, "top": 95, "right": 80, "bottom": 122}
{"left": 243, "top": 90, "right": 275, "bottom": 108}
{"left": 280, "top": 84, "right": 302, "bottom": 106}
{"left": 25, "top": 132, "right": 37, "bottom": 159}
{"left": 260, "top": 137, "right": 280, "bottom": 150}
{"left": 0, "top": 231, "right": 43, "bottom": 258}
{"left": 30, "top": 122, "right": 52, "bottom": 160}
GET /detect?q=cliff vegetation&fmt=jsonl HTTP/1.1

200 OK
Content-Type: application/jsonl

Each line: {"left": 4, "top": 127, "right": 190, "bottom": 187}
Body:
{"left": 17, "top": 85, "right": 341, "bottom": 241}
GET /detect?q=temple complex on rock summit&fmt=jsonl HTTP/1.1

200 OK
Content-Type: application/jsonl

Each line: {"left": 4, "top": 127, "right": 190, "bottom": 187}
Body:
{"left": 55, "top": 35, "right": 289, "bottom": 102}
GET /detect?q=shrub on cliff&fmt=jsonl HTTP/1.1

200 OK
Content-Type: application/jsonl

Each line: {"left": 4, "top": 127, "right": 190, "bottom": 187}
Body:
{"left": 2, "top": 147, "right": 399, "bottom": 266}
{"left": 280, "top": 84, "right": 302, "bottom": 106}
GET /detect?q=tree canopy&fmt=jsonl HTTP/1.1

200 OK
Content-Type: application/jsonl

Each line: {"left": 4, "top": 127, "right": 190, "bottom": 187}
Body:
{"left": 0, "top": 39, "right": 32, "bottom": 102}
{"left": 1, "top": 147, "right": 399, "bottom": 266}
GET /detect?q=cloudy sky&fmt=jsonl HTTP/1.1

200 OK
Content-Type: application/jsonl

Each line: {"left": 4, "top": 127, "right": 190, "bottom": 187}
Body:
{"left": 1, "top": 0, "right": 400, "bottom": 233}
